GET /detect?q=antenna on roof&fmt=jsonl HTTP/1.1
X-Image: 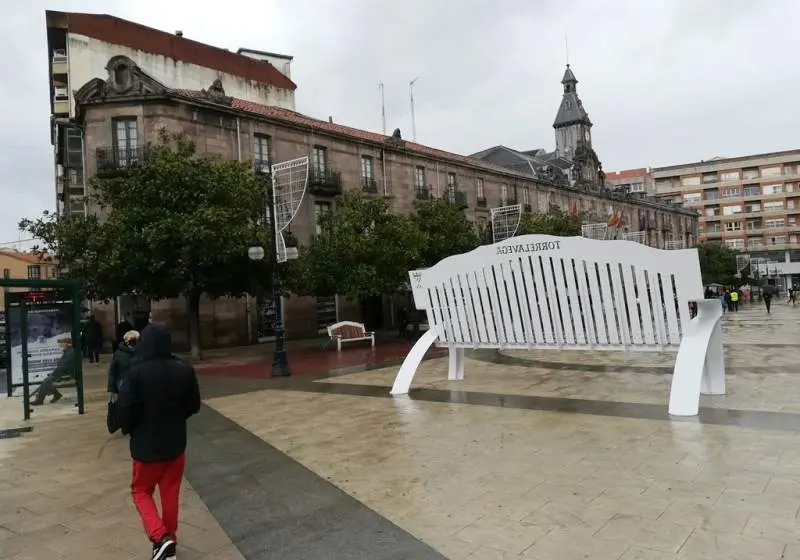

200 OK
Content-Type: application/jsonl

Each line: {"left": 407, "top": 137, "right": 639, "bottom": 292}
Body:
{"left": 409, "top": 77, "right": 419, "bottom": 142}
{"left": 378, "top": 82, "right": 386, "bottom": 135}
{"left": 565, "top": 30, "right": 570, "bottom": 66}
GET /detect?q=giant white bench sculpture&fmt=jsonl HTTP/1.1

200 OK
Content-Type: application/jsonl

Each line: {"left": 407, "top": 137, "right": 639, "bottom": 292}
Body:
{"left": 391, "top": 234, "right": 725, "bottom": 417}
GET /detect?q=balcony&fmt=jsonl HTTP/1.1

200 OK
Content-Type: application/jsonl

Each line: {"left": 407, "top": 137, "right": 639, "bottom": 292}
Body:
{"left": 502, "top": 197, "right": 518, "bottom": 206}
{"left": 308, "top": 166, "right": 342, "bottom": 196}
{"left": 445, "top": 190, "right": 468, "bottom": 208}
{"left": 477, "top": 197, "right": 487, "bottom": 208}
{"left": 523, "top": 203, "right": 532, "bottom": 212}
{"left": 361, "top": 178, "right": 378, "bottom": 194}
{"left": 96, "top": 146, "right": 149, "bottom": 176}
{"left": 414, "top": 186, "right": 432, "bottom": 200}
{"left": 52, "top": 49, "right": 68, "bottom": 75}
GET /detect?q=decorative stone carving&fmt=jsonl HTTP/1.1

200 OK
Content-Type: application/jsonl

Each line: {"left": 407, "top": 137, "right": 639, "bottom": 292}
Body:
{"left": 385, "top": 128, "right": 405, "bottom": 147}
{"left": 200, "top": 78, "right": 233, "bottom": 106}
{"left": 105, "top": 55, "right": 138, "bottom": 94}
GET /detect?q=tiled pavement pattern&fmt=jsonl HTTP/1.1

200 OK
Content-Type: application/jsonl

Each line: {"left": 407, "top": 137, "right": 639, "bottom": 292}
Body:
{"left": 0, "top": 403, "right": 245, "bottom": 560}
{"left": 4, "top": 300, "right": 800, "bottom": 558}
{"left": 200, "top": 301, "right": 800, "bottom": 559}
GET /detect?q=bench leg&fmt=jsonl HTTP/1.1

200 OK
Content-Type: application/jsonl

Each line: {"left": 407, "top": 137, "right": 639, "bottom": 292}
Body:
{"left": 371, "top": 334, "right": 375, "bottom": 348}
{"left": 668, "top": 300, "right": 725, "bottom": 417}
{"left": 448, "top": 347, "right": 465, "bottom": 381}
{"left": 337, "top": 339, "right": 342, "bottom": 352}
{"left": 391, "top": 326, "right": 442, "bottom": 395}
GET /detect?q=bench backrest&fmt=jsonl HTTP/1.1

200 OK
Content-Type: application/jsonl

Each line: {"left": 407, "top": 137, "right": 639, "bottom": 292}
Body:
{"left": 408, "top": 234, "right": 703, "bottom": 350}
{"left": 328, "top": 321, "right": 366, "bottom": 339}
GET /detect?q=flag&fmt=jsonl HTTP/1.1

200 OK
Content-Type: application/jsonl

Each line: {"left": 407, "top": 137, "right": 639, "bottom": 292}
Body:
{"left": 570, "top": 201, "right": 578, "bottom": 215}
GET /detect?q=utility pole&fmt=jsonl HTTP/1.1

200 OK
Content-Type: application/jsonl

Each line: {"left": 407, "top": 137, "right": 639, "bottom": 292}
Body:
{"left": 378, "top": 82, "right": 386, "bottom": 135}
{"left": 409, "top": 77, "right": 419, "bottom": 142}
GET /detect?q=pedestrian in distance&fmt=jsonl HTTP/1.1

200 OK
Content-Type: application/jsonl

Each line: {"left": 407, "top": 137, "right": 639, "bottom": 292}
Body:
{"left": 117, "top": 324, "right": 201, "bottom": 560}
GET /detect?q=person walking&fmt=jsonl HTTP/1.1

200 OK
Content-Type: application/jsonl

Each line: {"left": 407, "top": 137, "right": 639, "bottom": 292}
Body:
{"left": 764, "top": 288, "right": 773, "bottom": 314}
{"left": 117, "top": 324, "right": 201, "bottom": 559}
{"left": 730, "top": 289, "right": 739, "bottom": 312}
{"left": 113, "top": 314, "right": 134, "bottom": 353}
{"left": 107, "top": 330, "right": 138, "bottom": 399}
{"left": 84, "top": 315, "right": 104, "bottom": 363}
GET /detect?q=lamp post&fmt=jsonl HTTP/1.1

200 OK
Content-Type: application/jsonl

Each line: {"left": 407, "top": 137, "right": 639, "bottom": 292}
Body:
{"left": 249, "top": 171, "right": 290, "bottom": 377}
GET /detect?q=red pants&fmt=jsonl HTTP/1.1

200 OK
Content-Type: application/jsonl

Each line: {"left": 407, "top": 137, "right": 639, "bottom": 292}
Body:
{"left": 131, "top": 453, "right": 185, "bottom": 542}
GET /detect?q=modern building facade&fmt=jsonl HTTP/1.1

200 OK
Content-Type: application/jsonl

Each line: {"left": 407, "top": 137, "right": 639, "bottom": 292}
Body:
{"left": 604, "top": 168, "right": 653, "bottom": 196}
{"left": 653, "top": 150, "right": 800, "bottom": 287}
{"left": 45, "top": 10, "right": 296, "bottom": 219}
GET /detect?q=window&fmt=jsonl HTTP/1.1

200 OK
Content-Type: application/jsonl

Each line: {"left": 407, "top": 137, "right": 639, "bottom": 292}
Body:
{"left": 501, "top": 184, "right": 508, "bottom": 203}
{"left": 2, "top": 268, "right": 9, "bottom": 279}
{"left": 705, "top": 207, "right": 720, "bottom": 217}
{"left": 722, "top": 205, "right": 742, "bottom": 216}
{"left": 763, "top": 184, "right": 783, "bottom": 195}
{"left": 785, "top": 165, "right": 795, "bottom": 176}
{"left": 683, "top": 192, "right": 701, "bottom": 203}
{"left": 476, "top": 178, "right": 485, "bottom": 199}
{"left": 361, "top": 155, "right": 374, "bottom": 181}
{"left": 762, "top": 166, "right": 781, "bottom": 177}
{"left": 746, "top": 220, "right": 761, "bottom": 230}
{"left": 764, "top": 200, "right": 784, "bottom": 211}
{"left": 743, "top": 185, "right": 760, "bottom": 196}
{"left": 721, "top": 187, "right": 739, "bottom": 199}
{"left": 708, "top": 223, "right": 722, "bottom": 232}
{"left": 311, "top": 146, "right": 327, "bottom": 174}
{"left": 725, "top": 239, "right": 745, "bottom": 249}
{"left": 701, "top": 172, "right": 717, "bottom": 184}
{"left": 447, "top": 172, "right": 456, "bottom": 188}
{"left": 314, "top": 201, "right": 331, "bottom": 235}
{"left": 629, "top": 182, "right": 645, "bottom": 193}
{"left": 725, "top": 222, "right": 742, "bottom": 232}
{"left": 768, "top": 236, "right": 786, "bottom": 245}
{"left": 745, "top": 203, "right": 761, "bottom": 213}
{"left": 112, "top": 117, "right": 138, "bottom": 163}
{"left": 704, "top": 190, "right": 718, "bottom": 201}
{"left": 253, "top": 134, "right": 271, "bottom": 169}
{"left": 681, "top": 176, "right": 701, "bottom": 187}
{"left": 414, "top": 166, "right": 426, "bottom": 188}
{"left": 765, "top": 218, "right": 785, "bottom": 229}
{"left": 721, "top": 171, "right": 740, "bottom": 182}
{"left": 522, "top": 187, "right": 530, "bottom": 205}
{"left": 743, "top": 167, "right": 759, "bottom": 180}
{"left": 27, "top": 265, "right": 41, "bottom": 279}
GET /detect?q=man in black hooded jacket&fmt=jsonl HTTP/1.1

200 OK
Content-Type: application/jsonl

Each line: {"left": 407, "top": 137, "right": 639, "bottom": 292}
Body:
{"left": 117, "top": 324, "right": 201, "bottom": 560}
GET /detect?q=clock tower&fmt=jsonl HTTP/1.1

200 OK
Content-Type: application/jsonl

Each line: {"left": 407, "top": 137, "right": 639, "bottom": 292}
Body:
{"left": 553, "top": 65, "right": 602, "bottom": 188}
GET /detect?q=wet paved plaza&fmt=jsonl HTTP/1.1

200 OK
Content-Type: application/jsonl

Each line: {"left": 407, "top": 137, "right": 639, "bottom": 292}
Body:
{"left": 2, "top": 300, "right": 800, "bottom": 558}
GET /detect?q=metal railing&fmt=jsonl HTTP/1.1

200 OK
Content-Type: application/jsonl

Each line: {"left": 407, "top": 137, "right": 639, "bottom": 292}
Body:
{"left": 96, "top": 146, "right": 149, "bottom": 173}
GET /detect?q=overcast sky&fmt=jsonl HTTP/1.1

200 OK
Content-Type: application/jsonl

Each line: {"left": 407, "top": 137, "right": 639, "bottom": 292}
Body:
{"left": 2, "top": 0, "right": 799, "bottom": 244}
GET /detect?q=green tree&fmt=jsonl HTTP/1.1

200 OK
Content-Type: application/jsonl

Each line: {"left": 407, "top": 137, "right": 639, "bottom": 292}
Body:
{"left": 288, "top": 191, "right": 425, "bottom": 299}
{"left": 411, "top": 199, "right": 480, "bottom": 267}
{"left": 516, "top": 206, "right": 583, "bottom": 236}
{"left": 697, "top": 242, "right": 746, "bottom": 287}
{"left": 21, "top": 130, "right": 272, "bottom": 358}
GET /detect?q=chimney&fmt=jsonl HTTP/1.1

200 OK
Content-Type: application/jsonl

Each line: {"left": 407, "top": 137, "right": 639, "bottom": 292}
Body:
{"left": 175, "top": 30, "right": 183, "bottom": 37}
{"left": 328, "top": 116, "right": 333, "bottom": 123}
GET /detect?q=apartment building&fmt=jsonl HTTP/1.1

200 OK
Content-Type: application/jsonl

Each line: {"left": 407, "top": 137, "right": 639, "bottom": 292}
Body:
{"left": 604, "top": 168, "right": 654, "bottom": 196}
{"left": 62, "top": 50, "right": 696, "bottom": 348}
{"left": 45, "top": 10, "right": 296, "bottom": 218}
{"left": 653, "top": 149, "right": 800, "bottom": 288}
{"left": 0, "top": 251, "right": 59, "bottom": 311}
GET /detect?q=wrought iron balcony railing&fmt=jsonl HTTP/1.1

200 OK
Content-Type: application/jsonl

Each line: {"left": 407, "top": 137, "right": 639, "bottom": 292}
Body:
{"left": 96, "top": 146, "right": 149, "bottom": 175}
{"left": 362, "top": 178, "right": 378, "bottom": 194}
{"left": 308, "top": 166, "right": 342, "bottom": 196}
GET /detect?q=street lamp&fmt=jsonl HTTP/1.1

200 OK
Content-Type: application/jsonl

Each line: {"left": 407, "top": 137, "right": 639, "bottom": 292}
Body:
{"left": 249, "top": 173, "right": 289, "bottom": 377}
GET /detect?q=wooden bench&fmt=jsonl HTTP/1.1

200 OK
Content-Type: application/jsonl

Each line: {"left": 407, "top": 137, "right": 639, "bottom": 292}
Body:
{"left": 327, "top": 321, "right": 375, "bottom": 352}
{"left": 391, "top": 234, "right": 725, "bottom": 417}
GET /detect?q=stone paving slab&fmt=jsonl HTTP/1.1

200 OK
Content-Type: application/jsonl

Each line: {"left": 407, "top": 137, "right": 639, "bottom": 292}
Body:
{"left": 0, "top": 404, "right": 243, "bottom": 560}
{"left": 206, "top": 388, "right": 800, "bottom": 559}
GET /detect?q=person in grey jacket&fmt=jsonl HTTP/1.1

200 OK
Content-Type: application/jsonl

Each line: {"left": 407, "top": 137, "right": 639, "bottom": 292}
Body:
{"left": 31, "top": 338, "right": 76, "bottom": 405}
{"left": 108, "top": 330, "right": 139, "bottom": 399}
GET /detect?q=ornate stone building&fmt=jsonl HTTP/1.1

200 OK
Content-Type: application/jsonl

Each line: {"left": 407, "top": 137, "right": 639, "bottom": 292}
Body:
{"left": 68, "top": 54, "right": 697, "bottom": 347}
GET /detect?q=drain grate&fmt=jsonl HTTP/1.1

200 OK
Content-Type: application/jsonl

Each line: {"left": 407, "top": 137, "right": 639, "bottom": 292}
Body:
{"left": 0, "top": 426, "right": 33, "bottom": 440}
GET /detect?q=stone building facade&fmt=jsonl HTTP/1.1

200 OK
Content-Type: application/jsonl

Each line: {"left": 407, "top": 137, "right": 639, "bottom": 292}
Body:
{"left": 70, "top": 55, "right": 697, "bottom": 348}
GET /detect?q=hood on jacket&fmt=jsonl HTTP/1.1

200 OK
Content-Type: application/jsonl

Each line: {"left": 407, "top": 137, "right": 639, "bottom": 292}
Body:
{"left": 135, "top": 323, "right": 173, "bottom": 361}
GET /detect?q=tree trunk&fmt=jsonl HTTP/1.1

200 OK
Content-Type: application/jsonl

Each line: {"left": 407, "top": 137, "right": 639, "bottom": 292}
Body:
{"left": 186, "top": 292, "right": 202, "bottom": 360}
